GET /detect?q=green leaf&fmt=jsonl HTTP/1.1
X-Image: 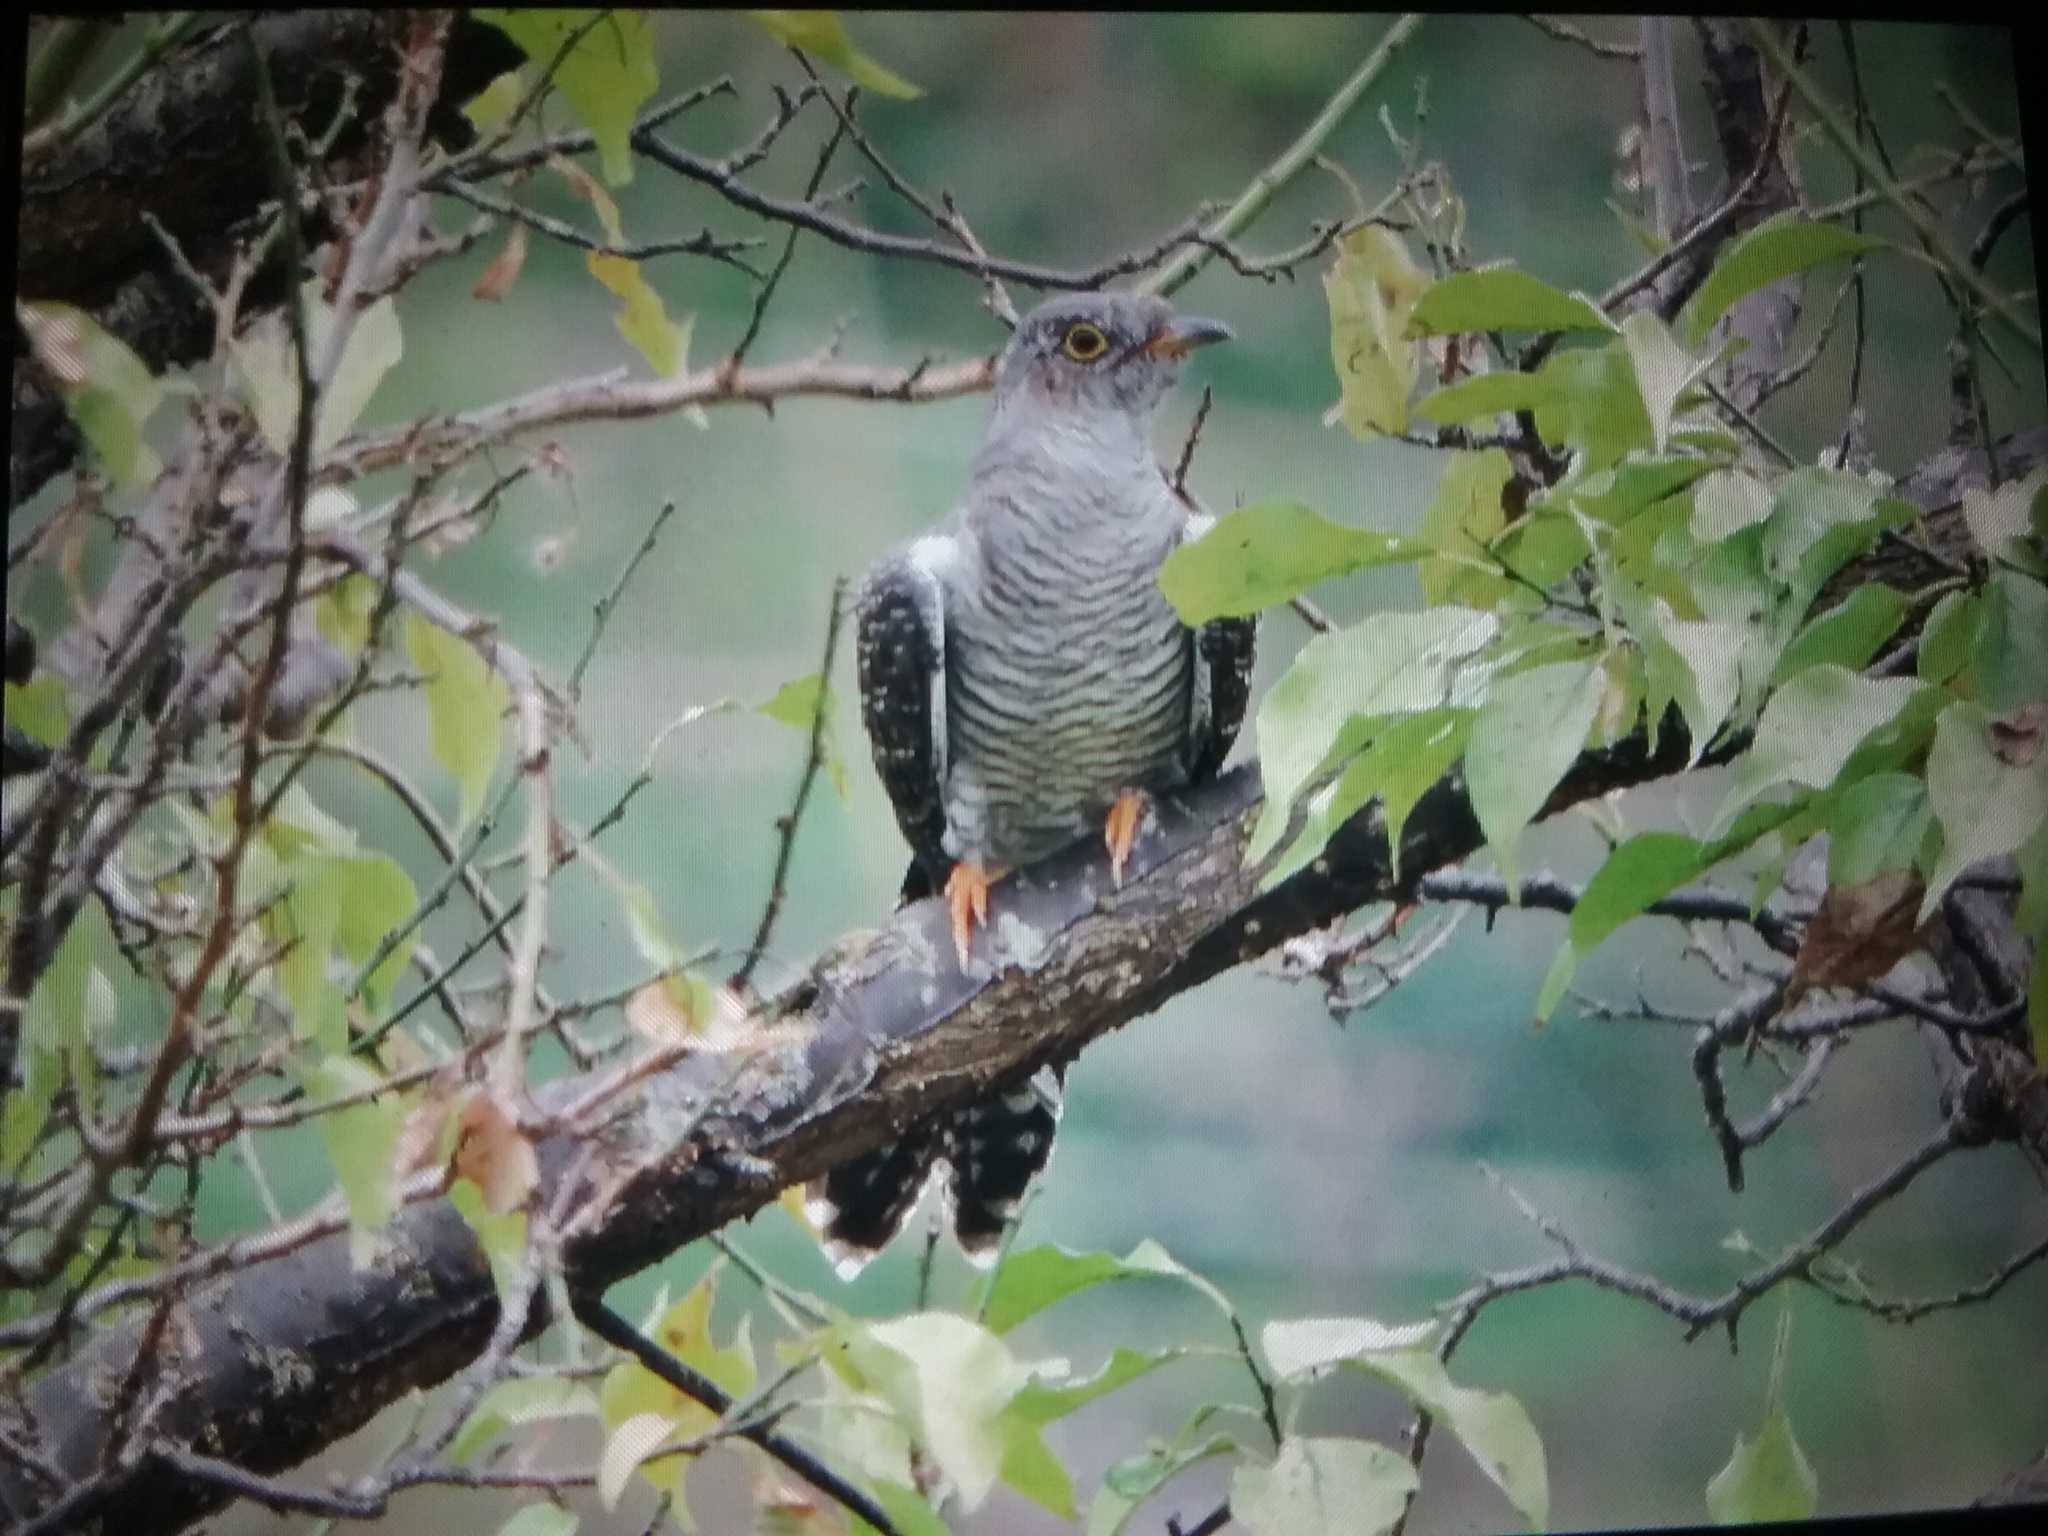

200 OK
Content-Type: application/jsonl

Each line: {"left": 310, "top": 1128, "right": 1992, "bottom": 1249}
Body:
{"left": 404, "top": 613, "right": 508, "bottom": 828}
{"left": 274, "top": 854, "right": 344, "bottom": 1051}
{"left": 1230, "top": 1436, "right": 1420, "bottom": 1536}
{"left": 314, "top": 572, "right": 380, "bottom": 658}
{"left": 1920, "top": 700, "right": 2048, "bottom": 922}
{"left": 759, "top": 671, "right": 849, "bottom": 800}
{"left": 1008, "top": 1346, "right": 1184, "bottom": 1424}
{"left": 1253, "top": 609, "right": 1498, "bottom": 836}
{"left": 1158, "top": 502, "right": 1429, "bottom": 623}
{"left": 479, "top": 11, "right": 659, "bottom": 182}
{"left": 998, "top": 1415, "right": 1076, "bottom": 1519}
{"left": 844, "top": 1313, "right": 1031, "bottom": 1510}
{"left": 1409, "top": 268, "right": 1613, "bottom": 337}
{"left": 1620, "top": 310, "right": 1711, "bottom": 453}
{"left": 229, "top": 282, "right": 404, "bottom": 454}
{"left": 1262, "top": 709, "right": 1470, "bottom": 890}
{"left": 1706, "top": 1310, "right": 1818, "bottom": 1523}
{"left": 451, "top": 1376, "right": 599, "bottom": 1465}
{"left": 496, "top": 1506, "right": 579, "bottom": 1536}
{"left": 748, "top": 11, "right": 923, "bottom": 99}
{"left": 5, "top": 676, "right": 70, "bottom": 748}
{"left": 304, "top": 1055, "right": 406, "bottom": 1265}
{"left": 1340, "top": 1353, "right": 1547, "bottom": 1530}
{"left": 1960, "top": 466, "right": 2046, "bottom": 567}
{"left": 1465, "top": 658, "right": 1608, "bottom": 894}
{"left": 1413, "top": 369, "right": 1563, "bottom": 427}
{"left": 980, "top": 1243, "right": 1162, "bottom": 1335}
{"left": 1714, "top": 667, "right": 1933, "bottom": 835}
{"left": 856, "top": 1481, "right": 951, "bottom": 1536}
{"left": 1690, "top": 469, "right": 1775, "bottom": 541}
{"left": 1258, "top": 1321, "right": 1548, "bottom": 1529}
{"left": 1419, "top": 449, "right": 1516, "bottom": 609}
{"left": 1772, "top": 583, "right": 1910, "bottom": 684}
{"left": 1535, "top": 807, "right": 1795, "bottom": 1023}
{"left": 1968, "top": 571, "right": 2048, "bottom": 710}
{"left": 1260, "top": 1316, "right": 1437, "bottom": 1377}
{"left": 1918, "top": 591, "right": 1980, "bottom": 684}
{"left": 1532, "top": 343, "right": 1653, "bottom": 473}
{"left": 1324, "top": 226, "right": 1431, "bottom": 438}
{"left": 1760, "top": 472, "right": 1904, "bottom": 608}
{"left": 18, "top": 301, "right": 165, "bottom": 486}
{"left": 1088, "top": 1415, "right": 1242, "bottom": 1536}
{"left": 1683, "top": 212, "right": 1887, "bottom": 347}
{"left": 450, "top": 1178, "right": 528, "bottom": 1304}
{"left": 980, "top": 1238, "right": 1233, "bottom": 1335}
{"left": 332, "top": 852, "right": 419, "bottom": 1010}
{"left": 8, "top": 901, "right": 113, "bottom": 1168}
{"left": 1828, "top": 773, "right": 1933, "bottom": 887}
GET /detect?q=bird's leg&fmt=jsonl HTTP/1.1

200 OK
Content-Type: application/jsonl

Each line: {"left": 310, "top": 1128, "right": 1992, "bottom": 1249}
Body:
{"left": 944, "top": 862, "right": 1005, "bottom": 968}
{"left": 1104, "top": 789, "right": 1149, "bottom": 888}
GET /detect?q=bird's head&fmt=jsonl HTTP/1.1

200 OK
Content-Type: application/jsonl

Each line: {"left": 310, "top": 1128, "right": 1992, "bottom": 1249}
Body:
{"left": 991, "top": 291, "right": 1230, "bottom": 425}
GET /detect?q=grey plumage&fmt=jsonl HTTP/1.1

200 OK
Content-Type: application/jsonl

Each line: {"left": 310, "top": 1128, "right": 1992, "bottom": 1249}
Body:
{"left": 821, "top": 291, "right": 1254, "bottom": 1273}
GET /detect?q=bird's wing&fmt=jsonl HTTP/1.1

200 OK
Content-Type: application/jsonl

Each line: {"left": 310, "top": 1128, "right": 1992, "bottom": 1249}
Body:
{"left": 855, "top": 537, "right": 954, "bottom": 884}
{"left": 1178, "top": 513, "right": 1257, "bottom": 784}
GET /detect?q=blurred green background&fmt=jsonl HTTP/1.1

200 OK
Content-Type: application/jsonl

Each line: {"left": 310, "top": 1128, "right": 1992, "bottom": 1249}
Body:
{"left": 19, "top": 12, "right": 2041, "bottom": 1535}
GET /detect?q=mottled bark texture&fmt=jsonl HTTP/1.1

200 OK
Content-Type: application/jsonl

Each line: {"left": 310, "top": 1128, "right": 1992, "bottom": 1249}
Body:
{"left": 12, "top": 12, "right": 520, "bottom": 506}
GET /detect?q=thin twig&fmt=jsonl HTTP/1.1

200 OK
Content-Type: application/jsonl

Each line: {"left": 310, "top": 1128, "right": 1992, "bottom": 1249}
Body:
{"left": 1140, "top": 14, "right": 1426, "bottom": 298}
{"left": 733, "top": 578, "right": 848, "bottom": 992}
{"left": 727, "top": 88, "right": 855, "bottom": 372}
{"left": 1172, "top": 385, "right": 1215, "bottom": 499}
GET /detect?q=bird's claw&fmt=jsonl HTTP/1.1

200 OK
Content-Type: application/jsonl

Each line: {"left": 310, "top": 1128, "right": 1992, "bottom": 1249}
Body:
{"left": 1105, "top": 789, "right": 1147, "bottom": 889}
{"left": 945, "top": 862, "right": 998, "bottom": 969}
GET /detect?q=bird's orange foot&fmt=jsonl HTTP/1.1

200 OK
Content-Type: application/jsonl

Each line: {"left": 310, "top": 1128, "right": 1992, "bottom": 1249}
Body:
{"left": 944, "top": 862, "right": 1004, "bottom": 968}
{"left": 1104, "top": 789, "right": 1148, "bottom": 889}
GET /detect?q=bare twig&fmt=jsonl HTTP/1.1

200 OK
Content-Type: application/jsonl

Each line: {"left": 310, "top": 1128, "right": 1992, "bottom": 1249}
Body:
{"left": 1517, "top": 15, "right": 1640, "bottom": 61}
{"left": 1172, "top": 385, "right": 1215, "bottom": 499}
{"left": 733, "top": 579, "right": 848, "bottom": 992}
{"left": 1140, "top": 14, "right": 1426, "bottom": 298}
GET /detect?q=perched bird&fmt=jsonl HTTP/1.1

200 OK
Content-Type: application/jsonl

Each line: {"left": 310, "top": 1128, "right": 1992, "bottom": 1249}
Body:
{"left": 813, "top": 290, "right": 1255, "bottom": 1272}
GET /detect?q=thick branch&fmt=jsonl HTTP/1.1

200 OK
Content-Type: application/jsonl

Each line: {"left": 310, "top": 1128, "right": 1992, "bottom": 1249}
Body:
{"left": 8, "top": 714, "right": 1710, "bottom": 1533}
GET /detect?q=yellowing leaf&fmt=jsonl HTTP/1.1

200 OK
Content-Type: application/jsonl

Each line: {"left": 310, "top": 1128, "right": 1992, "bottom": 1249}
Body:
{"left": 5, "top": 676, "right": 70, "bottom": 748}
{"left": 1324, "top": 226, "right": 1429, "bottom": 438}
{"left": 18, "top": 301, "right": 165, "bottom": 486}
{"left": 452, "top": 1088, "right": 540, "bottom": 1214}
{"left": 404, "top": 613, "right": 508, "bottom": 828}
{"left": 462, "top": 67, "right": 528, "bottom": 134}
{"left": 748, "top": 11, "right": 923, "bottom": 98}
{"left": 474, "top": 223, "right": 530, "bottom": 303}
{"left": 599, "top": 1271, "right": 758, "bottom": 1505}
{"left": 588, "top": 252, "right": 691, "bottom": 378}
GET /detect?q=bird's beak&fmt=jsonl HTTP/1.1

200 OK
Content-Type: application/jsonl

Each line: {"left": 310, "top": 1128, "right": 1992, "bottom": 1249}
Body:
{"left": 1142, "top": 316, "right": 1233, "bottom": 359}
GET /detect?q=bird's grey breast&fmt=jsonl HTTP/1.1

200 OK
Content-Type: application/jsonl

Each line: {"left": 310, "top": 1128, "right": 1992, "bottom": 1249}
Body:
{"left": 942, "top": 469, "right": 1192, "bottom": 867}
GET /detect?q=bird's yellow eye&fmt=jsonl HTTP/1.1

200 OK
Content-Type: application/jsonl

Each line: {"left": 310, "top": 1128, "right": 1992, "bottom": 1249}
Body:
{"left": 1060, "top": 322, "right": 1111, "bottom": 362}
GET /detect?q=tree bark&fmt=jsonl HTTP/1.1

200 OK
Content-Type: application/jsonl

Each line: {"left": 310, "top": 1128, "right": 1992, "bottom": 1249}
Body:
{"left": 11, "top": 11, "right": 520, "bottom": 507}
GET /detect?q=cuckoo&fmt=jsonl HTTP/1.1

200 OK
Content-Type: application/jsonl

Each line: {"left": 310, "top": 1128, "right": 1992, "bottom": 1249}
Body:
{"left": 813, "top": 291, "right": 1255, "bottom": 1273}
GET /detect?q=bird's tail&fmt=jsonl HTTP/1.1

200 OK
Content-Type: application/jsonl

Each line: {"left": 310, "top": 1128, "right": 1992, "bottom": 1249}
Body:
{"left": 805, "top": 1065, "right": 1065, "bottom": 1280}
